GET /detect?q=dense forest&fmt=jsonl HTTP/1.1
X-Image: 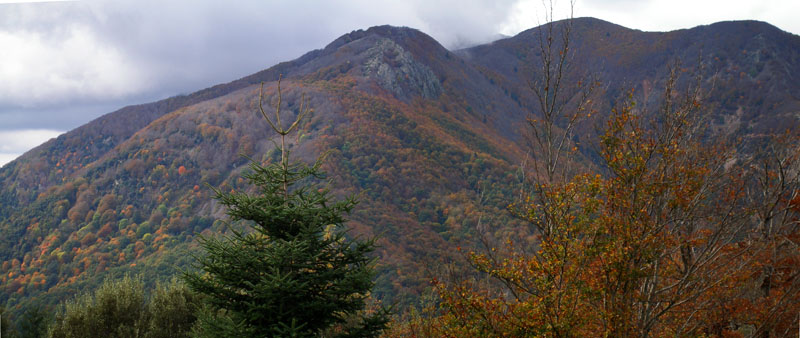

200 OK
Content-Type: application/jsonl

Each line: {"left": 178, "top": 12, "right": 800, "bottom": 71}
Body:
{"left": 1, "top": 14, "right": 799, "bottom": 337}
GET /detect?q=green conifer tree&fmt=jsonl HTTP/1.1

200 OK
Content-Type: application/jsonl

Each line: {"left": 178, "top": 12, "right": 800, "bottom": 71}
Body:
{"left": 183, "top": 77, "right": 389, "bottom": 337}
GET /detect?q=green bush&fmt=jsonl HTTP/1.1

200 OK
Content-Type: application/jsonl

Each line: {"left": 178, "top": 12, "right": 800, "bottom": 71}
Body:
{"left": 48, "top": 276, "right": 199, "bottom": 338}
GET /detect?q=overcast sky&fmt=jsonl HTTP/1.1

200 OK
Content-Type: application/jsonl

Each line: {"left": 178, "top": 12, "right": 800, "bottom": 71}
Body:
{"left": 1, "top": 0, "right": 799, "bottom": 167}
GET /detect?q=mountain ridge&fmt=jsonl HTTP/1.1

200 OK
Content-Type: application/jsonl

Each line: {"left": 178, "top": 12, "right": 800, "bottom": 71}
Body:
{"left": 1, "top": 18, "right": 799, "bottom": 316}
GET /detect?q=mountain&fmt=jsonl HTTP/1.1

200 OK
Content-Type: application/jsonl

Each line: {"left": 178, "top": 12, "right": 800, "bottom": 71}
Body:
{"left": 462, "top": 18, "right": 800, "bottom": 135}
{"left": 1, "top": 18, "right": 799, "bottom": 314}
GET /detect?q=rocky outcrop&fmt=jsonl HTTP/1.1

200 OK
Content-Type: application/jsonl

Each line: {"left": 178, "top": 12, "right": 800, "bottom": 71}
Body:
{"left": 362, "top": 38, "right": 442, "bottom": 100}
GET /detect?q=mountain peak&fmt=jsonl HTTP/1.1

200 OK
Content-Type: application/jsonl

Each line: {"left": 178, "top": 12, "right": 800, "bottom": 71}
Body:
{"left": 698, "top": 19, "right": 792, "bottom": 40}
{"left": 309, "top": 25, "right": 445, "bottom": 100}
{"left": 507, "top": 17, "right": 630, "bottom": 36}
{"left": 323, "top": 25, "right": 434, "bottom": 53}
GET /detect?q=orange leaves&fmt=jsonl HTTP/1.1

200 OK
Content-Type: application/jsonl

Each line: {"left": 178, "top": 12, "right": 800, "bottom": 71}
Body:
{"left": 134, "top": 241, "right": 146, "bottom": 259}
{"left": 418, "top": 78, "right": 800, "bottom": 336}
{"left": 436, "top": 171, "right": 613, "bottom": 335}
{"left": 790, "top": 193, "right": 800, "bottom": 212}
{"left": 96, "top": 223, "right": 114, "bottom": 238}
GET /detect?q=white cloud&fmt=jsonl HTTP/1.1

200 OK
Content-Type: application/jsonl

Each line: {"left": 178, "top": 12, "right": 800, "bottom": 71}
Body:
{"left": 0, "top": 153, "right": 19, "bottom": 167}
{"left": 0, "top": 24, "right": 149, "bottom": 107}
{"left": 497, "top": 0, "right": 800, "bottom": 37}
{"left": 500, "top": 0, "right": 578, "bottom": 36}
{"left": 0, "top": 129, "right": 62, "bottom": 153}
{"left": 0, "top": 129, "right": 62, "bottom": 167}
{"left": 575, "top": 0, "right": 800, "bottom": 34}
{"left": 0, "top": 0, "right": 73, "bottom": 3}
{"left": 399, "top": 0, "right": 517, "bottom": 47}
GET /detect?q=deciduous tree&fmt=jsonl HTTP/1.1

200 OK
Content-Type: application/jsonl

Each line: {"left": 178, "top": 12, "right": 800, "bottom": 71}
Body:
{"left": 409, "top": 1, "right": 800, "bottom": 335}
{"left": 48, "top": 276, "right": 199, "bottom": 338}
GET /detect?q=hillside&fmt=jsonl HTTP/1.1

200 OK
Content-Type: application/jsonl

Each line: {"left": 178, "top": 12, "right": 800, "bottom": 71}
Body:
{"left": 2, "top": 18, "right": 799, "bottom": 315}
{"left": 461, "top": 18, "right": 800, "bottom": 135}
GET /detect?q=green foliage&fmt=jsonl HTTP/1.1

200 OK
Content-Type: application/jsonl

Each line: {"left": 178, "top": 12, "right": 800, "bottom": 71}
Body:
{"left": 49, "top": 275, "right": 146, "bottom": 338}
{"left": 48, "top": 276, "right": 199, "bottom": 338}
{"left": 144, "top": 279, "right": 199, "bottom": 338}
{"left": 183, "top": 80, "right": 389, "bottom": 337}
{"left": 1, "top": 306, "right": 12, "bottom": 338}
{"left": 17, "top": 305, "right": 50, "bottom": 338}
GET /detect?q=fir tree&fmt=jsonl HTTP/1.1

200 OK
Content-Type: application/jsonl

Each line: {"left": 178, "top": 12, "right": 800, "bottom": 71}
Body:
{"left": 184, "top": 77, "right": 389, "bottom": 337}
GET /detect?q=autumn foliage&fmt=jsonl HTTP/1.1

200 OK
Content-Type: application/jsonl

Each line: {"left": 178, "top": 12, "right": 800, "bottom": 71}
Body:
{"left": 393, "top": 81, "right": 800, "bottom": 336}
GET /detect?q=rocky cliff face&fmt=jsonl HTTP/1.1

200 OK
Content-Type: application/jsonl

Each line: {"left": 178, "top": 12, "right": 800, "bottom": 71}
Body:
{"left": 362, "top": 37, "right": 443, "bottom": 100}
